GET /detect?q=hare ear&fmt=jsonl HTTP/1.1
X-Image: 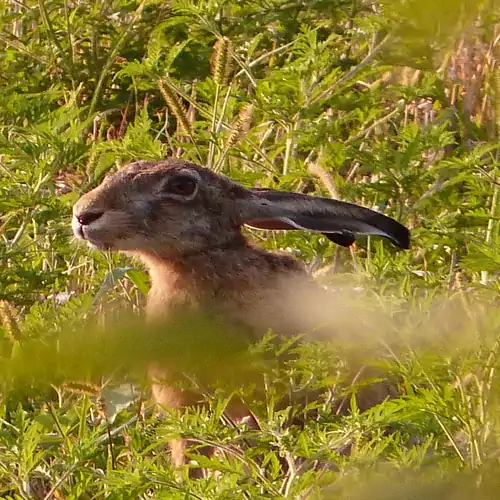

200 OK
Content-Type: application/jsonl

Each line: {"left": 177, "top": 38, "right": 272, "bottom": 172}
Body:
{"left": 239, "top": 188, "right": 410, "bottom": 249}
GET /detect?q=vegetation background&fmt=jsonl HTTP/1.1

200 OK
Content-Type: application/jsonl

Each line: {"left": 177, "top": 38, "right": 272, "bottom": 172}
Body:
{"left": 2, "top": 0, "right": 500, "bottom": 497}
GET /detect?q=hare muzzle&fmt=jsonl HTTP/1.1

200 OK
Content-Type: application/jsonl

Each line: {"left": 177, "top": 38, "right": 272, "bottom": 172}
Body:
{"left": 72, "top": 200, "right": 115, "bottom": 249}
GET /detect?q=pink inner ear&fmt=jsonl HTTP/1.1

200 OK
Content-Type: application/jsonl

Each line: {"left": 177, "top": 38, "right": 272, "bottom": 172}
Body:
{"left": 245, "top": 219, "right": 296, "bottom": 230}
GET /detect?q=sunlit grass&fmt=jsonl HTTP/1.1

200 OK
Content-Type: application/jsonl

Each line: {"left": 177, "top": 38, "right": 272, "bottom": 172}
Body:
{"left": 2, "top": 0, "right": 500, "bottom": 497}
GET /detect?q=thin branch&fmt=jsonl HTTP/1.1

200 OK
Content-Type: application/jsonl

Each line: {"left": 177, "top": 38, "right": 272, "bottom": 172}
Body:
{"left": 309, "top": 34, "right": 391, "bottom": 106}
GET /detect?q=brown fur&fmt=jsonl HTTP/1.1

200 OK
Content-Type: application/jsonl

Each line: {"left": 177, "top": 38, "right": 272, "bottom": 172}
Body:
{"left": 72, "top": 159, "right": 405, "bottom": 474}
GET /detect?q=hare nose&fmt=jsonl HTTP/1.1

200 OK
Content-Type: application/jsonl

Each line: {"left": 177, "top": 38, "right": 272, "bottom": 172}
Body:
{"left": 76, "top": 210, "right": 104, "bottom": 226}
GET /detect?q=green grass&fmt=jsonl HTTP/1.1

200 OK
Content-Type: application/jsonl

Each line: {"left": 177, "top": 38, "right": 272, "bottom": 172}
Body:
{"left": 2, "top": 0, "right": 500, "bottom": 497}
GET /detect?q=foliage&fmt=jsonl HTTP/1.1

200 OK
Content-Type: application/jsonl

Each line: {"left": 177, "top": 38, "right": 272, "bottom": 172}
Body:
{"left": 2, "top": 0, "right": 500, "bottom": 497}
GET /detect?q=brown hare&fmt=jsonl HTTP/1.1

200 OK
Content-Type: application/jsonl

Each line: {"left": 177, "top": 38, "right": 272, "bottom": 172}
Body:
{"left": 72, "top": 158, "right": 410, "bottom": 475}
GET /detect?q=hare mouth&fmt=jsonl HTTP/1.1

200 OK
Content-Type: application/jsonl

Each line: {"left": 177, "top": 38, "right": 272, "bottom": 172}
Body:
{"left": 79, "top": 232, "right": 113, "bottom": 250}
{"left": 86, "top": 240, "right": 113, "bottom": 251}
{"left": 74, "top": 226, "right": 114, "bottom": 250}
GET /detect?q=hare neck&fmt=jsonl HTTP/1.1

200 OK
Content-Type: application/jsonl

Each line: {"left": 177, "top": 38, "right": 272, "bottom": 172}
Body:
{"left": 133, "top": 241, "right": 305, "bottom": 324}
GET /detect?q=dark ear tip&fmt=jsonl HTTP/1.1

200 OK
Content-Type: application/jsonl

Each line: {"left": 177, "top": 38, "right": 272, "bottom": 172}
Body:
{"left": 394, "top": 227, "right": 411, "bottom": 250}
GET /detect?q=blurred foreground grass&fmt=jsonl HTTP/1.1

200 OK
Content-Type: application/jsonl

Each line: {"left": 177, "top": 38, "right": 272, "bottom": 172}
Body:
{"left": 3, "top": 286, "right": 500, "bottom": 497}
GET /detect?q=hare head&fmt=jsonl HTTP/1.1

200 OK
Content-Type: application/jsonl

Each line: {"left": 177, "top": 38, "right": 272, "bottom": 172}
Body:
{"left": 72, "top": 159, "right": 410, "bottom": 258}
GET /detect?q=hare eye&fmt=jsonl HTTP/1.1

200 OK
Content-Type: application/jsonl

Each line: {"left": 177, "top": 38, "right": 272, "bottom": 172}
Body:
{"left": 163, "top": 175, "right": 198, "bottom": 197}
